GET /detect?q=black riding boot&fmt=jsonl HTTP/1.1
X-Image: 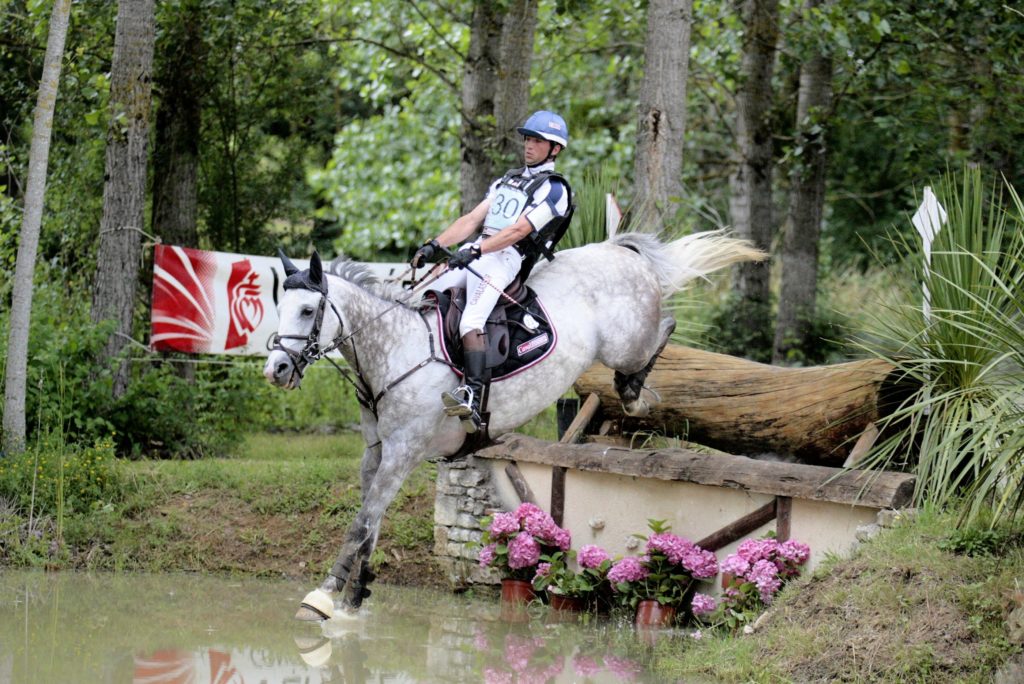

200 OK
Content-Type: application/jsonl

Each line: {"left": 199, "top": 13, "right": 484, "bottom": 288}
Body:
{"left": 442, "top": 330, "right": 487, "bottom": 434}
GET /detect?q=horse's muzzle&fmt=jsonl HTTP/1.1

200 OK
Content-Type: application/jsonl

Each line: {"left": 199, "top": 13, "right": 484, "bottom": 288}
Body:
{"left": 264, "top": 351, "right": 302, "bottom": 389}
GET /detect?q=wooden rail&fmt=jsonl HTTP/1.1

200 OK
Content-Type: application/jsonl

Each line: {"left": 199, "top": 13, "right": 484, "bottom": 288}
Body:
{"left": 476, "top": 433, "right": 915, "bottom": 509}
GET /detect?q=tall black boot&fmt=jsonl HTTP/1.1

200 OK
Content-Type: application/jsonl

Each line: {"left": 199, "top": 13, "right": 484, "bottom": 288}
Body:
{"left": 442, "top": 330, "right": 487, "bottom": 433}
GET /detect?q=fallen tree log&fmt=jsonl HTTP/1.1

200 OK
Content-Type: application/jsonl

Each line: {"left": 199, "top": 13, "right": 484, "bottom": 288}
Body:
{"left": 573, "top": 344, "right": 900, "bottom": 466}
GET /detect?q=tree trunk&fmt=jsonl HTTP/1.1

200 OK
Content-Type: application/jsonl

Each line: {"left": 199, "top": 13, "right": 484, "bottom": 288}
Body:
{"left": 494, "top": 0, "right": 538, "bottom": 167}
{"left": 728, "top": 0, "right": 779, "bottom": 349}
{"left": 773, "top": 0, "right": 832, "bottom": 364}
{"left": 458, "top": 1, "right": 503, "bottom": 214}
{"left": 91, "top": 0, "right": 156, "bottom": 398}
{"left": 2, "top": 0, "right": 72, "bottom": 455}
{"left": 573, "top": 344, "right": 894, "bottom": 466}
{"left": 632, "top": 0, "right": 693, "bottom": 230}
{"left": 152, "top": 0, "right": 203, "bottom": 248}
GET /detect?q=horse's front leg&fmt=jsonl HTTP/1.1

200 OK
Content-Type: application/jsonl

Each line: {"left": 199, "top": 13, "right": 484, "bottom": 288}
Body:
{"left": 295, "top": 436, "right": 422, "bottom": 620}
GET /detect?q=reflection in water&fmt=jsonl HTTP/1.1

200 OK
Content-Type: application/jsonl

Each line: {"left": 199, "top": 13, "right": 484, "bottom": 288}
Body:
{"left": 0, "top": 571, "right": 679, "bottom": 683}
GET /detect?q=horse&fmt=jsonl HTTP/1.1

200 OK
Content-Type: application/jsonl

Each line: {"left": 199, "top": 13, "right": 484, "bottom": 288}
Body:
{"left": 263, "top": 230, "right": 763, "bottom": 620}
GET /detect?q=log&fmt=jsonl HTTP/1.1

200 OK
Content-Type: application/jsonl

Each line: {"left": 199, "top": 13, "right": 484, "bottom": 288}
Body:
{"left": 476, "top": 434, "right": 915, "bottom": 509}
{"left": 573, "top": 344, "right": 897, "bottom": 465}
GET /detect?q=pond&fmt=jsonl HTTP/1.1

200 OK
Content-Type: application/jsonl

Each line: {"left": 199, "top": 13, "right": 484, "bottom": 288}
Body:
{"left": 0, "top": 571, "right": 702, "bottom": 683}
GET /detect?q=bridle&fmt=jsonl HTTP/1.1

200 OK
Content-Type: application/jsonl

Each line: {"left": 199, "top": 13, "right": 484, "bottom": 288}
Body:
{"left": 269, "top": 285, "right": 344, "bottom": 382}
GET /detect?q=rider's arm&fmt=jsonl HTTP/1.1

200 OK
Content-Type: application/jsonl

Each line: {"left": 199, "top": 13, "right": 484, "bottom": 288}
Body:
{"left": 434, "top": 198, "right": 490, "bottom": 248}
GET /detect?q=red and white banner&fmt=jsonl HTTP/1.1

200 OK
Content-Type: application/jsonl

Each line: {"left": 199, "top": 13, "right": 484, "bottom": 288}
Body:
{"left": 150, "top": 244, "right": 405, "bottom": 356}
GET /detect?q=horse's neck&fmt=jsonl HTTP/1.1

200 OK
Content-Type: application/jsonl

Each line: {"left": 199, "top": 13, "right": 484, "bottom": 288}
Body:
{"left": 327, "top": 276, "right": 425, "bottom": 376}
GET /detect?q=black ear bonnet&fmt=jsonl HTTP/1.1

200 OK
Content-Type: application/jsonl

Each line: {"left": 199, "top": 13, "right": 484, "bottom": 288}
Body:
{"left": 279, "top": 249, "right": 327, "bottom": 294}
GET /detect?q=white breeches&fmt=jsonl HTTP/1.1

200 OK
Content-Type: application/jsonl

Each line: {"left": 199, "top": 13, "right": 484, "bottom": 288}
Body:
{"left": 428, "top": 243, "right": 523, "bottom": 337}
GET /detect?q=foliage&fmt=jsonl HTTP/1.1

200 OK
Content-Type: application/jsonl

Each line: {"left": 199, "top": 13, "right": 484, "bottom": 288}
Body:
{"left": 0, "top": 436, "right": 124, "bottom": 518}
{"left": 477, "top": 502, "right": 571, "bottom": 582}
{"left": 532, "top": 544, "right": 613, "bottom": 607}
{"left": 938, "top": 526, "right": 1017, "bottom": 557}
{"left": 607, "top": 519, "right": 718, "bottom": 611}
{"left": 854, "top": 167, "right": 1024, "bottom": 525}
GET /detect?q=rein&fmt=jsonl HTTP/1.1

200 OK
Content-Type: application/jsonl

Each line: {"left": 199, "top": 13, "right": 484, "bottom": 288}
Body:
{"left": 272, "top": 270, "right": 457, "bottom": 416}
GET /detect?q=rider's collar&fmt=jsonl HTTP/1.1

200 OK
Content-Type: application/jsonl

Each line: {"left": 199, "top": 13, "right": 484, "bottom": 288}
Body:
{"left": 523, "top": 160, "right": 556, "bottom": 174}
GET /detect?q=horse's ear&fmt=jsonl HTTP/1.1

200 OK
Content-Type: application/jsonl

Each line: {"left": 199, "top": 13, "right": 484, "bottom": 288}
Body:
{"left": 278, "top": 248, "right": 299, "bottom": 277}
{"left": 309, "top": 251, "right": 325, "bottom": 292}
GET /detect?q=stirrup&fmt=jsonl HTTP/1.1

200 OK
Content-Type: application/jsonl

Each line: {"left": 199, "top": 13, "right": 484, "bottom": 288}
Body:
{"left": 441, "top": 386, "right": 474, "bottom": 417}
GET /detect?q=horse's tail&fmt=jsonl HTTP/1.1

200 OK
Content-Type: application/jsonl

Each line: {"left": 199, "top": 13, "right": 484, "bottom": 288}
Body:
{"left": 609, "top": 230, "right": 766, "bottom": 297}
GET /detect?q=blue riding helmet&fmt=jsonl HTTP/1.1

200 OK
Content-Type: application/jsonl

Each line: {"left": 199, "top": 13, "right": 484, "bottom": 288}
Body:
{"left": 517, "top": 110, "right": 569, "bottom": 148}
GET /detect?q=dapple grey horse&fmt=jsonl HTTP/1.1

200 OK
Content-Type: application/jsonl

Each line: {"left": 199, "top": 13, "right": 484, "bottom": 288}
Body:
{"left": 263, "top": 231, "right": 763, "bottom": 620}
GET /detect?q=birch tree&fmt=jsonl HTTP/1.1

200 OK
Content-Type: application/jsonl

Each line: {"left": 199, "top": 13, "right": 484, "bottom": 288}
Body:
{"left": 90, "top": 0, "right": 155, "bottom": 398}
{"left": 2, "top": 0, "right": 73, "bottom": 455}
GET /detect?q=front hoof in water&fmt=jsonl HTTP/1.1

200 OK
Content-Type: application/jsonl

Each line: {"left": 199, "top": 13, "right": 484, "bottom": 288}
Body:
{"left": 295, "top": 588, "right": 334, "bottom": 621}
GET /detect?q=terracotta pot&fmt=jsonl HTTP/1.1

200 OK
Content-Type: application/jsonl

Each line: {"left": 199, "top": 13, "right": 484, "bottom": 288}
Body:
{"left": 634, "top": 599, "right": 676, "bottom": 628}
{"left": 721, "top": 572, "right": 741, "bottom": 589}
{"left": 548, "top": 592, "right": 585, "bottom": 612}
{"left": 500, "top": 579, "right": 536, "bottom": 605}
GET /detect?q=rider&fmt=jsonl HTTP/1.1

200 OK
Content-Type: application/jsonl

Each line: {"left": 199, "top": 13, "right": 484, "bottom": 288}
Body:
{"left": 410, "top": 110, "right": 572, "bottom": 434}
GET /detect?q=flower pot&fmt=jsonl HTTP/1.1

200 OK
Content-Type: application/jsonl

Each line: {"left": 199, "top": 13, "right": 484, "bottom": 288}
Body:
{"left": 548, "top": 592, "right": 585, "bottom": 612}
{"left": 500, "top": 579, "right": 536, "bottom": 605}
{"left": 635, "top": 599, "right": 676, "bottom": 628}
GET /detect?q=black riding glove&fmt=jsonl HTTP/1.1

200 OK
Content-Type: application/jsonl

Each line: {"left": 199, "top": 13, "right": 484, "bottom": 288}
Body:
{"left": 410, "top": 239, "right": 443, "bottom": 268}
{"left": 448, "top": 245, "right": 482, "bottom": 270}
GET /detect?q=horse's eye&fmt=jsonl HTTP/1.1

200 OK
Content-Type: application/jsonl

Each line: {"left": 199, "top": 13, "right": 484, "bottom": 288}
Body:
{"left": 301, "top": 307, "right": 315, "bottom": 317}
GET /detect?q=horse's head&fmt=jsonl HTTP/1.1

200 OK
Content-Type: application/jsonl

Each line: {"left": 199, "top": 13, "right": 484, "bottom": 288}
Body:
{"left": 263, "top": 250, "right": 340, "bottom": 389}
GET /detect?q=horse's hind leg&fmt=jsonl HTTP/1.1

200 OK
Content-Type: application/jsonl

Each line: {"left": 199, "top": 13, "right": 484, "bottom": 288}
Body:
{"left": 614, "top": 316, "right": 675, "bottom": 417}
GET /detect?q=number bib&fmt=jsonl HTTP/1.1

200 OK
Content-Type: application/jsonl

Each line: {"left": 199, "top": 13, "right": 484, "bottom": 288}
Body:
{"left": 484, "top": 185, "right": 529, "bottom": 231}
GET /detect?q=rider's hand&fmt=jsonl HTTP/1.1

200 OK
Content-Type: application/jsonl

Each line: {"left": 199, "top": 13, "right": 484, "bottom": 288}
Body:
{"left": 410, "top": 239, "right": 442, "bottom": 268}
{"left": 448, "top": 245, "right": 482, "bottom": 270}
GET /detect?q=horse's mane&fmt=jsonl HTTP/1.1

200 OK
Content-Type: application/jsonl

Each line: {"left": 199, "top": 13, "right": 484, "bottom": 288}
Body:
{"left": 326, "top": 257, "right": 415, "bottom": 305}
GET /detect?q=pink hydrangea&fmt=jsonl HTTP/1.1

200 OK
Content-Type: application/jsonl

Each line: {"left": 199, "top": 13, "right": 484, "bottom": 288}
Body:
{"left": 508, "top": 532, "right": 541, "bottom": 569}
{"left": 736, "top": 538, "right": 778, "bottom": 564}
{"left": 478, "top": 543, "right": 497, "bottom": 568}
{"left": 748, "top": 559, "right": 783, "bottom": 603}
{"left": 608, "top": 556, "right": 649, "bottom": 585}
{"left": 572, "top": 655, "right": 602, "bottom": 677}
{"left": 577, "top": 544, "right": 610, "bottom": 569}
{"left": 720, "top": 553, "right": 751, "bottom": 577}
{"left": 691, "top": 592, "right": 717, "bottom": 616}
{"left": 484, "top": 667, "right": 513, "bottom": 684}
{"left": 647, "top": 532, "right": 691, "bottom": 564}
{"left": 514, "top": 502, "right": 545, "bottom": 521}
{"left": 552, "top": 526, "right": 571, "bottom": 551}
{"left": 681, "top": 547, "right": 719, "bottom": 579}
{"left": 489, "top": 511, "right": 520, "bottom": 537}
{"left": 533, "top": 563, "right": 551, "bottom": 582}
{"left": 521, "top": 507, "right": 556, "bottom": 538}
{"left": 779, "top": 539, "right": 811, "bottom": 565}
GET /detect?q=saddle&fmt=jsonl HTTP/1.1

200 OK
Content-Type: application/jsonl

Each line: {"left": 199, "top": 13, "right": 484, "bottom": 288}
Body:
{"left": 426, "top": 278, "right": 557, "bottom": 381}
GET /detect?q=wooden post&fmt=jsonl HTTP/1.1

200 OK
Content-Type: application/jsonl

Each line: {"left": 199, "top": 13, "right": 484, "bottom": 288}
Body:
{"left": 696, "top": 501, "right": 777, "bottom": 551}
{"left": 775, "top": 496, "right": 792, "bottom": 542}
{"left": 551, "top": 393, "right": 601, "bottom": 525}
{"left": 504, "top": 463, "right": 536, "bottom": 504}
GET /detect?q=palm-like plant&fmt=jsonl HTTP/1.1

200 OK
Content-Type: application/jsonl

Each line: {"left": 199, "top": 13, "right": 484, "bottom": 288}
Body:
{"left": 855, "top": 167, "right": 1024, "bottom": 525}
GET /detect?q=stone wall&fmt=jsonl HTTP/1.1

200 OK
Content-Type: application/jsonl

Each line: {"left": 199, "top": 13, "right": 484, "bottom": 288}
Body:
{"left": 433, "top": 456, "right": 502, "bottom": 588}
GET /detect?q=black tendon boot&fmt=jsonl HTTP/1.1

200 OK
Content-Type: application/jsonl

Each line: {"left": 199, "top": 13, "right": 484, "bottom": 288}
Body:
{"left": 442, "top": 330, "right": 487, "bottom": 433}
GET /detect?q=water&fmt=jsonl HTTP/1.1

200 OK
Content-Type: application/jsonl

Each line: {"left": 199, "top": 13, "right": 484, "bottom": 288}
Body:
{"left": 0, "top": 572, "right": 688, "bottom": 683}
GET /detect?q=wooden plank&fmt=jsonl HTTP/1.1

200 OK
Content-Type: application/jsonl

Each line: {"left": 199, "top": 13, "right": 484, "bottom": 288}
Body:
{"left": 559, "top": 392, "right": 602, "bottom": 445}
{"left": 696, "top": 500, "right": 777, "bottom": 551}
{"left": 843, "top": 422, "right": 880, "bottom": 468}
{"left": 477, "top": 434, "right": 916, "bottom": 509}
{"left": 550, "top": 466, "right": 567, "bottom": 526}
{"left": 775, "top": 496, "right": 792, "bottom": 542}
{"left": 504, "top": 462, "right": 536, "bottom": 504}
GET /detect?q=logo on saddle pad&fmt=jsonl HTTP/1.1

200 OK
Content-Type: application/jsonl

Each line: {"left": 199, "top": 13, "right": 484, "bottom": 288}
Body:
{"left": 517, "top": 333, "right": 549, "bottom": 357}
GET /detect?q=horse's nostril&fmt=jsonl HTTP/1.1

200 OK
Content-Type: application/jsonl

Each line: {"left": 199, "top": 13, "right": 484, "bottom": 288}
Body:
{"left": 276, "top": 362, "right": 290, "bottom": 377}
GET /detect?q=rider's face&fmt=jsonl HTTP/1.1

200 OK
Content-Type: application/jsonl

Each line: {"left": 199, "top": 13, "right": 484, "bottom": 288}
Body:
{"left": 523, "top": 135, "right": 559, "bottom": 165}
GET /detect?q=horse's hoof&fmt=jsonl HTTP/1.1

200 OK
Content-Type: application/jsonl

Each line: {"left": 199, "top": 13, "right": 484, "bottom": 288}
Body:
{"left": 295, "top": 588, "right": 334, "bottom": 621}
{"left": 622, "top": 399, "right": 650, "bottom": 418}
